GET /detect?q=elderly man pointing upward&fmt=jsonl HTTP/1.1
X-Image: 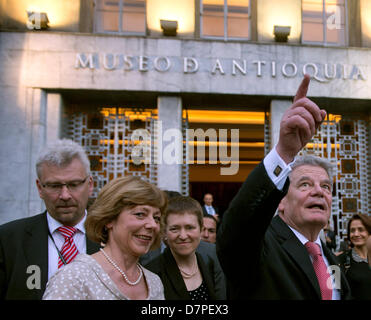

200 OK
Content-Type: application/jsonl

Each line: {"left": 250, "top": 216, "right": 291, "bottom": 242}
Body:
{"left": 217, "top": 75, "right": 351, "bottom": 300}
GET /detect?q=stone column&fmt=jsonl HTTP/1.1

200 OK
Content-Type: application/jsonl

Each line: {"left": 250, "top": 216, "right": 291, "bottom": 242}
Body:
{"left": 46, "top": 93, "right": 63, "bottom": 142}
{"left": 27, "top": 88, "right": 47, "bottom": 216}
{"left": 156, "top": 96, "right": 183, "bottom": 193}
{"left": 27, "top": 90, "right": 63, "bottom": 216}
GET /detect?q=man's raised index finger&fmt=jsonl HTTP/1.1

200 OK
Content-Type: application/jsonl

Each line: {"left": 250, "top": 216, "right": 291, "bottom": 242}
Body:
{"left": 293, "top": 74, "right": 310, "bottom": 102}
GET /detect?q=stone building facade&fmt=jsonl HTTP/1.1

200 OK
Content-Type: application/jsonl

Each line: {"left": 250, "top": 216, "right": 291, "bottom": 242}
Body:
{"left": 0, "top": 0, "right": 370, "bottom": 247}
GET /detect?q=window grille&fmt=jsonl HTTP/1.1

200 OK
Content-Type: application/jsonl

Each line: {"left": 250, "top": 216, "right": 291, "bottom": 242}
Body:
{"left": 264, "top": 110, "right": 271, "bottom": 156}
{"left": 299, "top": 115, "right": 370, "bottom": 247}
{"left": 67, "top": 107, "right": 189, "bottom": 197}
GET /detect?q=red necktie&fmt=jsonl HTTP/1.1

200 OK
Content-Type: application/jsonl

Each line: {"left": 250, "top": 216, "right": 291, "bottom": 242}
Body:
{"left": 58, "top": 226, "right": 79, "bottom": 268}
{"left": 305, "top": 241, "right": 333, "bottom": 300}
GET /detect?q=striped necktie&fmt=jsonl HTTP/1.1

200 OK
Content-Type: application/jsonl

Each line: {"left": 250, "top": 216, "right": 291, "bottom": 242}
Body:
{"left": 305, "top": 241, "right": 333, "bottom": 300}
{"left": 57, "top": 226, "right": 79, "bottom": 268}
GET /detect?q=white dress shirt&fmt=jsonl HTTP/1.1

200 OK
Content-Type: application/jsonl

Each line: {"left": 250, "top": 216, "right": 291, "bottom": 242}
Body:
{"left": 263, "top": 145, "right": 295, "bottom": 190}
{"left": 205, "top": 205, "right": 216, "bottom": 215}
{"left": 47, "top": 211, "right": 87, "bottom": 280}
{"left": 263, "top": 146, "right": 340, "bottom": 300}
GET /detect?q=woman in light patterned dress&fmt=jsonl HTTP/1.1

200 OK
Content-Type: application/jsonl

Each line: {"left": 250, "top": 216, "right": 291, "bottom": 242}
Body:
{"left": 43, "top": 176, "right": 167, "bottom": 300}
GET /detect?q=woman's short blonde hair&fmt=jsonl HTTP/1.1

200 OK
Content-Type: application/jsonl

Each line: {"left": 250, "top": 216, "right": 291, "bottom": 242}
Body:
{"left": 85, "top": 175, "right": 167, "bottom": 244}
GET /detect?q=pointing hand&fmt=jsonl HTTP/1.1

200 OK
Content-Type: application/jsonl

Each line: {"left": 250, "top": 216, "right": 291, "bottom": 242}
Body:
{"left": 276, "top": 74, "right": 327, "bottom": 164}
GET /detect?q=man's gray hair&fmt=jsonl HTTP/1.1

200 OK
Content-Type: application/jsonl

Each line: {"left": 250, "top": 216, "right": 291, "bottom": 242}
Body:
{"left": 290, "top": 155, "right": 335, "bottom": 182}
{"left": 36, "top": 139, "right": 91, "bottom": 178}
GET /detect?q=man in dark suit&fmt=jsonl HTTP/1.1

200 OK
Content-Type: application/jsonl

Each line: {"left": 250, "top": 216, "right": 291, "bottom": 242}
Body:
{"left": 202, "top": 193, "right": 220, "bottom": 220}
{"left": 217, "top": 75, "right": 351, "bottom": 300}
{"left": 0, "top": 139, "right": 100, "bottom": 299}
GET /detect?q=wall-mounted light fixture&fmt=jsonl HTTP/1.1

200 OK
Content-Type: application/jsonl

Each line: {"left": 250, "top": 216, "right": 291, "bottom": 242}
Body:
{"left": 273, "top": 25, "right": 291, "bottom": 42}
{"left": 160, "top": 19, "right": 178, "bottom": 36}
{"left": 26, "top": 11, "right": 49, "bottom": 30}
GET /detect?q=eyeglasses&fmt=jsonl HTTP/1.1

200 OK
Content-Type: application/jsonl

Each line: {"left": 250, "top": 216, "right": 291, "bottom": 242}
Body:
{"left": 41, "top": 177, "right": 89, "bottom": 194}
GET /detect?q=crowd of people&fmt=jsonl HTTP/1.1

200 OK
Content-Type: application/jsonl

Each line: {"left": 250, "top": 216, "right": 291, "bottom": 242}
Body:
{"left": 0, "top": 75, "right": 370, "bottom": 300}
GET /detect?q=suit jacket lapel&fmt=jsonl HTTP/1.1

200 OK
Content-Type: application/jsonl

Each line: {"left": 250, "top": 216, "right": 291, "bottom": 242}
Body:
{"left": 322, "top": 242, "right": 351, "bottom": 299}
{"left": 271, "top": 216, "right": 322, "bottom": 299}
{"left": 22, "top": 213, "right": 100, "bottom": 287}
{"left": 163, "top": 247, "right": 190, "bottom": 300}
{"left": 196, "top": 252, "right": 217, "bottom": 300}
{"left": 282, "top": 237, "right": 322, "bottom": 299}
{"left": 23, "top": 212, "right": 49, "bottom": 295}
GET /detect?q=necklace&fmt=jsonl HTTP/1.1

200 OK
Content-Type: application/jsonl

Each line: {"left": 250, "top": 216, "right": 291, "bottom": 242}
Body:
{"left": 179, "top": 259, "right": 198, "bottom": 279}
{"left": 100, "top": 248, "right": 143, "bottom": 286}
{"left": 352, "top": 247, "right": 368, "bottom": 263}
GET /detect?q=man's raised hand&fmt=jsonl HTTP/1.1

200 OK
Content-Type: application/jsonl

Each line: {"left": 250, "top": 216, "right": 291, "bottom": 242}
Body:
{"left": 276, "top": 74, "right": 327, "bottom": 164}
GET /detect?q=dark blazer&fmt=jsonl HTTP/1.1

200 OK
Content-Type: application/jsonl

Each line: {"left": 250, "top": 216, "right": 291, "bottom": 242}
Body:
{"left": 202, "top": 205, "right": 219, "bottom": 217}
{"left": 0, "top": 212, "right": 100, "bottom": 300}
{"left": 324, "top": 229, "right": 337, "bottom": 251}
{"left": 217, "top": 161, "right": 352, "bottom": 300}
{"left": 140, "top": 240, "right": 227, "bottom": 299}
{"left": 338, "top": 250, "right": 371, "bottom": 300}
{"left": 145, "top": 247, "right": 218, "bottom": 300}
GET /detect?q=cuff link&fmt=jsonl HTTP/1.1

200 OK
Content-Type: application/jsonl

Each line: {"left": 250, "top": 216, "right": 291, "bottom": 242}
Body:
{"left": 273, "top": 165, "right": 282, "bottom": 177}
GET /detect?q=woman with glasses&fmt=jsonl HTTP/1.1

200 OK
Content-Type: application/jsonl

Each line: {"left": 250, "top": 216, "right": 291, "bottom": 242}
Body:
{"left": 43, "top": 175, "right": 167, "bottom": 300}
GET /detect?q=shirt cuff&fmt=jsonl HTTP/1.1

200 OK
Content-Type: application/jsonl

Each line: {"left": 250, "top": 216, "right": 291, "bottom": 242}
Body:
{"left": 263, "top": 146, "right": 296, "bottom": 190}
